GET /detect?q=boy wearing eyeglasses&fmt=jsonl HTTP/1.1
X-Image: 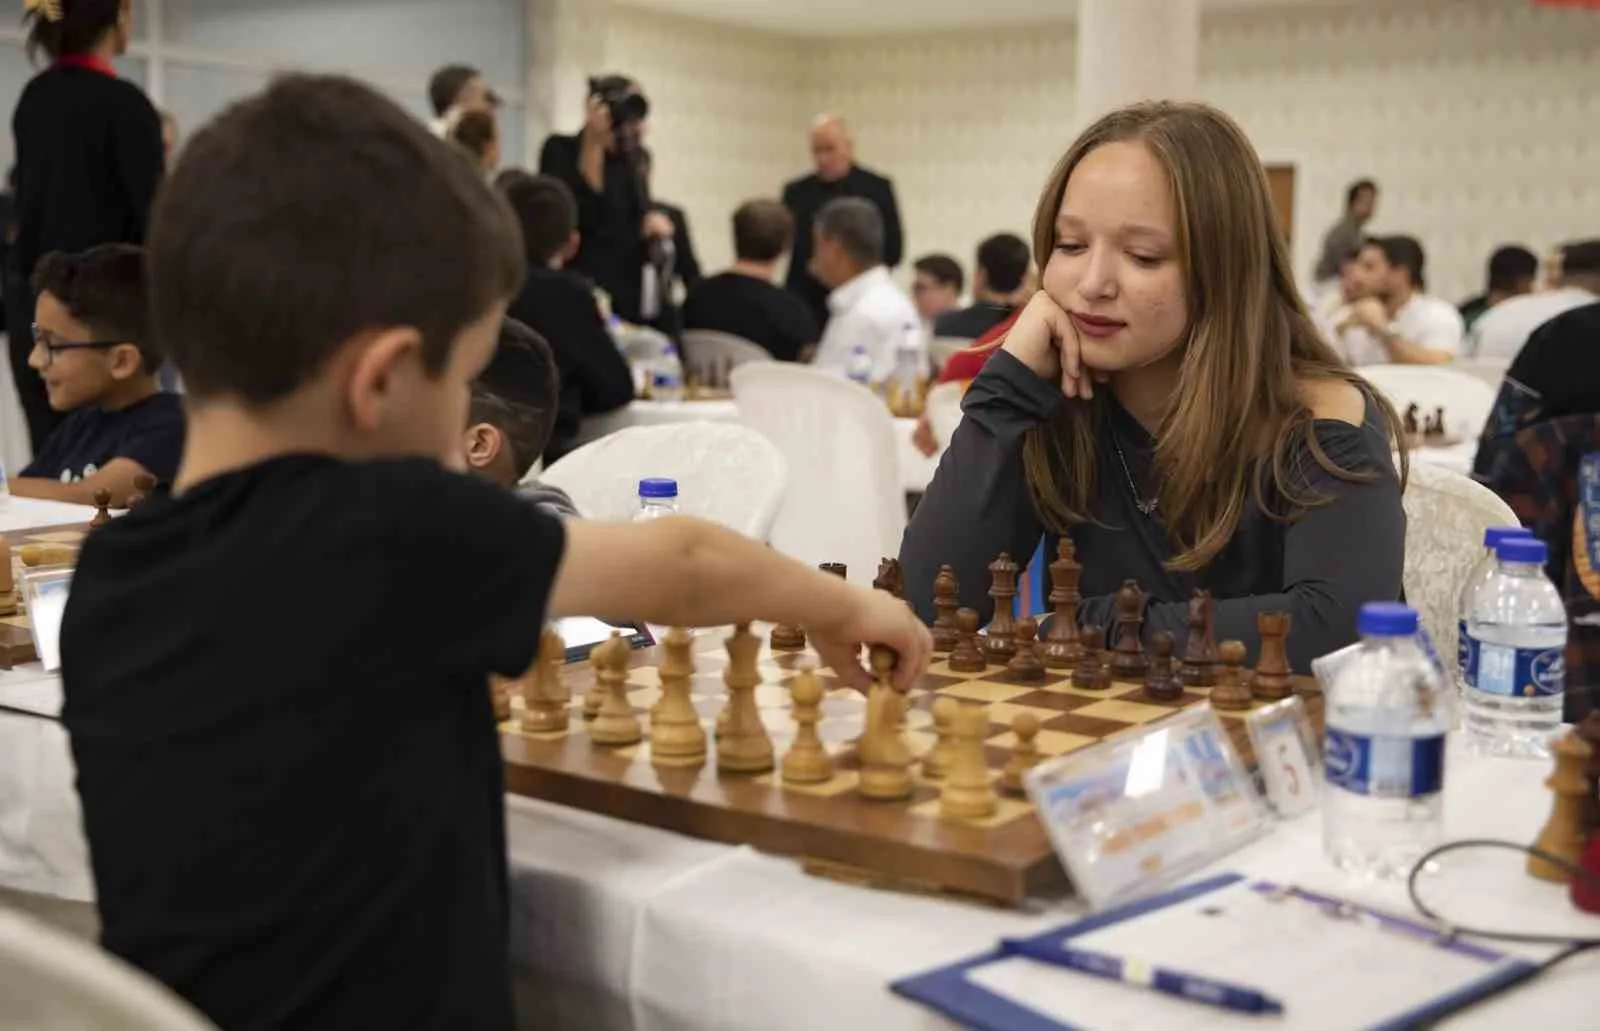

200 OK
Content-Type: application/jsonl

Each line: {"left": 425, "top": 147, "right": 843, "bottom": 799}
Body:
{"left": 15, "top": 244, "right": 184, "bottom": 507}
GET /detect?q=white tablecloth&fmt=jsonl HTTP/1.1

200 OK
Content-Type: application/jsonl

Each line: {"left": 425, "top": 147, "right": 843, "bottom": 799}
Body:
{"left": 0, "top": 497, "right": 96, "bottom": 534}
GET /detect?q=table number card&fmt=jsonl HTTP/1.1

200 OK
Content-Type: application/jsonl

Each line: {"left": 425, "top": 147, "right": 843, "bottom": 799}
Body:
{"left": 1244, "top": 696, "right": 1319, "bottom": 818}
{"left": 22, "top": 568, "right": 72, "bottom": 673}
{"left": 1023, "top": 705, "right": 1268, "bottom": 911}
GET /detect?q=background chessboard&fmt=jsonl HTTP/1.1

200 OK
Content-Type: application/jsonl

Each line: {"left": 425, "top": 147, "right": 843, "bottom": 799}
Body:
{"left": 0, "top": 526, "right": 84, "bottom": 668}
{"left": 500, "top": 630, "right": 1324, "bottom": 905}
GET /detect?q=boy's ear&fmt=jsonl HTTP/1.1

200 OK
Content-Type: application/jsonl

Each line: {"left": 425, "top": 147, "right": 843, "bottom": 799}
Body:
{"left": 561, "top": 230, "right": 581, "bottom": 266}
{"left": 107, "top": 342, "right": 145, "bottom": 381}
{"left": 464, "top": 422, "right": 501, "bottom": 471}
{"left": 345, "top": 326, "right": 424, "bottom": 433}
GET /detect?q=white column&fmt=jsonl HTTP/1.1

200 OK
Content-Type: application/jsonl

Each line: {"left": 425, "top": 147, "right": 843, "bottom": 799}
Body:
{"left": 523, "top": 0, "right": 612, "bottom": 164}
{"left": 1074, "top": 0, "right": 1199, "bottom": 127}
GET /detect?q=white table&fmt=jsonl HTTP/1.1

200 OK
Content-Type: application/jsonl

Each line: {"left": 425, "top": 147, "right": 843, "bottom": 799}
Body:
{"left": 0, "top": 497, "right": 95, "bottom": 535}
{"left": 1412, "top": 441, "right": 1477, "bottom": 477}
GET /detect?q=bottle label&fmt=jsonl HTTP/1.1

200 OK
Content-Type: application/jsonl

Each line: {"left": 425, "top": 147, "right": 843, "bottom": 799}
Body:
{"left": 1474, "top": 642, "right": 1564, "bottom": 697}
{"left": 1455, "top": 618, "right": 1476, "bottom": 686}
{"left": 1324, "top": 729, "right": 1445, "bottom": 798}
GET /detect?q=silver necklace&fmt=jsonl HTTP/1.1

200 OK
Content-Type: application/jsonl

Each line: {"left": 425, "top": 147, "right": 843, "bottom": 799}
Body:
{"left": 1111, "top": 435, "right": 1160, "bottom": 516}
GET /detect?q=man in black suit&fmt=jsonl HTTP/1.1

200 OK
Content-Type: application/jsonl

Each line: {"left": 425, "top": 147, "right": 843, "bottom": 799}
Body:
{"left": 782, "top": 115, "right": 903, "bottom": 330}
{"left": 497, "top": 171, "right": 635, "bottom": 464}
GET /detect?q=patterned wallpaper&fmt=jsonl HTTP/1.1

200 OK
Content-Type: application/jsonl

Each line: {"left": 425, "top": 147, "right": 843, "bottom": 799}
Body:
{"left": 605, "top": 0, "right": 1600, "bottom": 300}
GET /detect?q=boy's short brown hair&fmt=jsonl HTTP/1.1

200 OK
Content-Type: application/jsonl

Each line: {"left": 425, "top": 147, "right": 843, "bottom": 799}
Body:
{"left": 470, "top": 318, "right": 559, "bottom": 478}
{"left": 31, "top": 244, "right": 159, "bottom": 373}
{"left": 149, "top": 74, "right": 525, "bottom": 404}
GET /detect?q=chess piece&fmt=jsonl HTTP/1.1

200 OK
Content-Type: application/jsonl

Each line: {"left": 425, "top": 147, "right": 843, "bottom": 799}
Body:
{"left": 588, "top": 633, "right": 642, "bottom": 745}
{"left": 1109, "top": 579, "right": 1148, "bottom": 680}
{"left": 582, "top": 645, "right": 608, "bottom": 719}
{"left": 858, "top": 646, "right": 913, "bottom": 799}
{"left": 770, "top": 622, "right": 806, "bottom": 652}
{"left": 18, "top": 543, "right": 75, "bottom": 568}
{"left": 520, "top": 628, "right": 571, "bottom": 733}
{"left": 651, "top": 627, "right": 707, "bottom": 761}
{"left": 820, "top": 562, "right": 847, "bottom": 579}
{"left": 716, "top": 623, "right": 774, "bottom": 773}
{"left": 923, "top": 696, "right": 958, "bottom": 779}
{"left": 1000, "top": 712, "right": 1041, "bottom": 795}
{"left": 983, "top": 552, "right": 1019, "bottom": 660}
{"left": 1143, "top": 631, "right": 1182, "bottom": 701}
{"left": 1179, "top": 590, "right": 1217, "bottom": 688}
{"left": 89, "top": 489, "right": 113, "bottom": 528}
{"left": 1072, "top": 628, "right": 1110, "bottom": 689}
{"left": 1040, "top": 539, "right": 1083, "bottom": 669}
{"left": 1576, "top": 711, "right": 1600, "bottom": 838}
{"left": 1528, "top": 730, "right": 1593, "bottom": 883}
{"left": 873, "top": 557, "right": 905, "bottom": 600}
{"left": 1426, "top": 406, "right": 1447, "bottom": 442}
{"left": 490, "top": 674, "right": 514, "bottom": 721}
{"left": 940, "top": 704, "right": 997, "bottom": 819}
{"left": 948, "top": 608, "right": 987, "bottom": 673}
{"left": 931, "top": 566, "right": 961, "bottom": 653}
{"left": 1006, "top": 617, "right": 1046, "bottom": 682}
{"left": 1208, "top": 641, "right": 1253, "bottom": 711}
{"left": 1249, "top": 611, "right": 1294, "bottom": 700}
{"left": 126, "top": 472, "right": 157, "bottom": 510}
{"left": 1403, "top": 403, "right": 1420, "bottom": 438}
{"left": 781, "top": 666, "right": 832, "bottom": 783}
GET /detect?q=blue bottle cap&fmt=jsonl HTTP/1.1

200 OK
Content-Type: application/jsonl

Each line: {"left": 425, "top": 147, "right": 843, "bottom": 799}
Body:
{"left": 638, "top": 477, "right": 678, "bottom": 499}
{"left": 1357, "top": 601, "right": 1418, "bottom": 637}
{"left": 1496, "top": 536, "right": 1546, "bottom": 564}
{"left": 1482, "top": 526, "right": 1532, "bottom": 548}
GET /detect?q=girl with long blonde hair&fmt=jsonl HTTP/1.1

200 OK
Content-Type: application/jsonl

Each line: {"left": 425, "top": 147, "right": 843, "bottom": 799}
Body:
{"left": 900, "top": 101, "right": 1406, "bottom": 667}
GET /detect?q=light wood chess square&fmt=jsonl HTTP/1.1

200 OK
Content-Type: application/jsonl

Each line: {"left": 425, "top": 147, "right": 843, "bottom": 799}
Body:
{"left": 0, "top": 615, "right": 28, "bottom": 629}
{"left": 925, "top": 659, "right": 995, "bottom": 680}
{"left": 939, "top": 680, "right": 1037, "bottom": 704}
{"left": 974, "top": 700, "right": 1063, "bottom": 731}
{"left": 755, "top": 769, "right": 860, "bottom": 796}
{"left": 908, "top": 792, "right": 1034, "bottom": 828}
{"left": 988, "top": 727, "right": 1095, "bottom": 757}
{"left": 1072, "top": 698, "right": 1180, "bottom": 724}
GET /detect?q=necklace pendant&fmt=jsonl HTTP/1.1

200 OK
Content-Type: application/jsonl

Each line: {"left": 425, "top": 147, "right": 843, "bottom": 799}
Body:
{"left": 1137, "top": 498, "right": 1160, "bottom": 515}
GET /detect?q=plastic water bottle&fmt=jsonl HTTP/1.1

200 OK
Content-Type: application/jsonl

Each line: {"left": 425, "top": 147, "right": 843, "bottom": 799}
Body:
{"left": 846, "top": 343, "right": 873, "bottom": 386}
{"left": 0, "top": 458, "right": 9, "bottom": 508}
{"left": 633, "top": 478, "right": 679, "bottom": 522}
{"left": 1455, "top": 526, "right": 1532, "bottom": 700}
{"left": 1462, "top": 536, "right": 1566, "bottom": 759}
{"left": 1323, "top": 602, "right": 1448, "bottom": 880}
{"left": 651, "top": 345, "right": 684, "bottom": 402}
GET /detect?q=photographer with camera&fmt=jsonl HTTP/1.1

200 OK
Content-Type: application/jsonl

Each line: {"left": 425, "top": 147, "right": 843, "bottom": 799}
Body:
{"left": 538, "top": 74, "right": 674, "bottom": 331}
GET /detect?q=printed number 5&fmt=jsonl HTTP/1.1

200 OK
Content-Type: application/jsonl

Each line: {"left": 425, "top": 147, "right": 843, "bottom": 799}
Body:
{"left": 1277, "top": 741, "right": 1301, "bottom": 797}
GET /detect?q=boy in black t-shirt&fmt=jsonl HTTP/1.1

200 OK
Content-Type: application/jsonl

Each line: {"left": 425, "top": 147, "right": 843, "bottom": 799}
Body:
{"left": 466, "top": 317, "right": 580, "bottom": 517}
{"left": 14, "top": 244, "right": 184, "bottom": 505}
{"left": 60, "top": 75, "right": 929, "bottom": 1031}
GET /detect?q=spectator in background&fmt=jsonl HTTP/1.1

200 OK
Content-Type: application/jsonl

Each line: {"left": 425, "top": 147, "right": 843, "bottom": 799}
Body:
{"left": 160, "top": 109, "right": 179, "bottom": 164}
{"left": 1312, "top": 178, "right": 1377, "bottom": 286}
{"left": 808, "top": 197, "right": 919, "bottom": 381}
{"left": 911, "top": 254, "right": 962, "bottom": 326}
{"left": 448, "top": 108, "right": 500, "bottom": 178}
{"left": 497, "top": 172, "right": 634, "bottom": 464}
{"left": 9, "top": 0, "right": 163, "bottom": 453}
{"left": 1458, "top": 244, "right": 1537, "bottom": 331}
{"left": 935, "top": 233, "right": 1031, "bottom": 340}
{"left": 783, "top": 115, "right": 903, "bottom": 331}
{"left": 1338, "top": 235, "right": 1463, "bottom": 365}
{"left": 1474, "top": 300, "right": 1600, "bottom": 480}
{"left": 682, "top": 199, "right": 817, "bottom": 363}
{"left": 538, "top": 75, "right": 666, "bottom": 328}
{"left": 427, "top": 63, "right": 498, "bottom": 136}
{"left": 637, "top": 147, "right": 701, "bottom": 298}
{"left": 1469, "top": 238, "right": 1600, "bottom": 362}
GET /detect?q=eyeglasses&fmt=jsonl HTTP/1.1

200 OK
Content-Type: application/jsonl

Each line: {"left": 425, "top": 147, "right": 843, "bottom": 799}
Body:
{"left": 31, "top": 324, "right": 124, "bottom": 367}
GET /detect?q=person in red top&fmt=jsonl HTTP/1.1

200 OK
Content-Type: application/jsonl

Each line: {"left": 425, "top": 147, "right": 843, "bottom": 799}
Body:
{"left": 913, "top": 309, "right": 1016, "bottom": 455}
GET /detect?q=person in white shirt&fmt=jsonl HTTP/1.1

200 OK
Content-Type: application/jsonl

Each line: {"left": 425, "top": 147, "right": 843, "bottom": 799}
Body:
{"left": 808, "top": 197, "right": 921, "bottom": 381}
{"left": 1468, "top": 239, "right": 1600, "bottom": 361}
{"left": 1337, "top": 235, "right": 1463, "bottom": 365}
{"left": 427, "top": 63, "right": 499, "bottom": 138}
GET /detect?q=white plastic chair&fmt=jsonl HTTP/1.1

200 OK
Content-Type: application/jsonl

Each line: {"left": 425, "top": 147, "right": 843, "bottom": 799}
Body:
{"left": 928, "top": 336, "right": 973, "bottom": 374}
{"left": 0, "top": 904, "right": 218, "bottom": 1029}
{"left": 679, "top": 330, "right": 773, "bottom": 382}
{"left": 1400, "top": 461, "right": 1518, "bottom": 666}
{"left": 1450, "top": 356, "right": 1512, "bottom": 392}
{"left": 541, "top": 421, "right": 787, "bottom": 540}
{"left": 731, "top": 363, "right": 904, "bottom": 585}
{"left": 924, "top": 380, "right": 966, "bottom": 450}
{"left": 1356, "top": 364, "right": 1499, "bottom": 444}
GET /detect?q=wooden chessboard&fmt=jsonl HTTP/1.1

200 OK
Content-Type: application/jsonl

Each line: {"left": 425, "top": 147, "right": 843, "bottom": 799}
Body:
{"left": 0, "top": 525, "right": 85, "bottom": 668}
{"left": 499, "top": 631, "right": 1324, "bottom": 906}
{"left": 1402, "top": 431, "right": 1462, "bottom": 451}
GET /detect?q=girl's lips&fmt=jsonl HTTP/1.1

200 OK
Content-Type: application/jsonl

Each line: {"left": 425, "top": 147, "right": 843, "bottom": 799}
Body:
{"left": 1070, "top": 312, "right": 1126, "bottom": 339}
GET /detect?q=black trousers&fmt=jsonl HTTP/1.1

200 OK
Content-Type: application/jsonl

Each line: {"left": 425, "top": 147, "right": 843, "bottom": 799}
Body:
{"left": 5, "top": 270, "right": 60, "bottom": 455}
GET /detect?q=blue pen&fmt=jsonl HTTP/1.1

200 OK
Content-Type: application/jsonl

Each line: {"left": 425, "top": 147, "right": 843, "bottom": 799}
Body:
{"left": 999, "top": 937, "right": 1286, "bottom": 1016}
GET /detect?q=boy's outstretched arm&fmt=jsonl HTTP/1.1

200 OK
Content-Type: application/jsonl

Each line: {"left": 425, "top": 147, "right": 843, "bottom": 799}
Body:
{"left": 550, "top": 516, "right": 931, "bottom": 692}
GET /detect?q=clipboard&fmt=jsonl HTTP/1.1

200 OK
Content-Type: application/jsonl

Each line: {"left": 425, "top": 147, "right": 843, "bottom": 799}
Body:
{"left": 890, "top": 873, "right": 1538, "bottom": 1031}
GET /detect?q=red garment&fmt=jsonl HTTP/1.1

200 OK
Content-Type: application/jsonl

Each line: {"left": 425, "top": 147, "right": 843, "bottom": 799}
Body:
{"left": 54, "top": 53, "right": 117, "bottom": 77}
{"left": 937, "top": 309, "right": 1019, "bottom": 383}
